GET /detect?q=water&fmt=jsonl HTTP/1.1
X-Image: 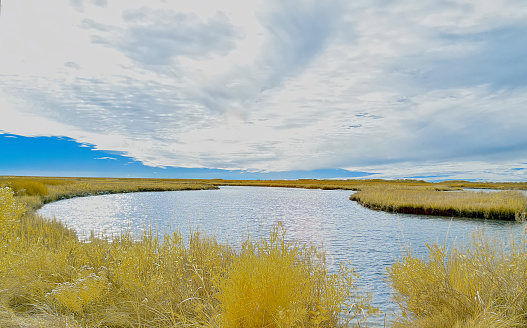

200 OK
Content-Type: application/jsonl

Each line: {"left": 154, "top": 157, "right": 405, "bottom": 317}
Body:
{"left": 38, "top": 186, "right": 525, "bottom": 324}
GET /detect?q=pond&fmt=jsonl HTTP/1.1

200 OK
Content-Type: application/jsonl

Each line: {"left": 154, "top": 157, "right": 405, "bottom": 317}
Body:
{"left": 38, "top": 186, "right": 525, "bottom": 325}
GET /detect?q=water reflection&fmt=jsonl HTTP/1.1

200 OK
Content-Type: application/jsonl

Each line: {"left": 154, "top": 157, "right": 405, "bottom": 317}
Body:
{"left": 38, "top": 186, "right": 525, "bottom": 324}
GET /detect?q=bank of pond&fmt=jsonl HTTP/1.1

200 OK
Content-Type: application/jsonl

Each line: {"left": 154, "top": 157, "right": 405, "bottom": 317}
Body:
{"left": 1, "top": 177, "right": 527, "bottom": 327}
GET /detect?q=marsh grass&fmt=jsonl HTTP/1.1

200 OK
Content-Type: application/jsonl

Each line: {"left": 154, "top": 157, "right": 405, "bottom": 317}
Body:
{"left": 213, "top": 178, "right": 527, "bottom": 192}
{"left": 0, "top": 176, "right": 219, "bottom": 211}
{"left": 0, "top": 187, "right": 376, "bottom": 327}
{"left": 216, "top": 224, "right": 378, "bottom": 327}
{"left": 3, "top": 176, "right": 527, "bottom": 327}
{"left": 350, "top": 186, "right": 527, "bottom": 220}
{"left": 388, "top": 228, "right": 527, "bottom": 327}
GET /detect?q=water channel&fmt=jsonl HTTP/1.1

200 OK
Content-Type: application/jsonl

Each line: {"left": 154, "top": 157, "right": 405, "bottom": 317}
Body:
{"left": 38, "top": 186, "right": 526, "bottom": 324}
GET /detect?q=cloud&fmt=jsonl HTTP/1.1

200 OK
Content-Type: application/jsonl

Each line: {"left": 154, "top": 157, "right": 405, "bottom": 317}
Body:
{"left": 69, "top": 0, "right": 108, "bottom": 12}
{"left": 88, "top": 9, "right": 241, "bottom": 67}
{"left": 355, "top": 161, "right": 527, "bottom": 182}
{"left": 1, "top": 0, "right": 526, "bottom": 179}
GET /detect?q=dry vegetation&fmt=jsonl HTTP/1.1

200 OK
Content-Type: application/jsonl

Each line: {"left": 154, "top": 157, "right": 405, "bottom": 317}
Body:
{"left": 0, "top": 179, "right": 377, "bottom": 327}
{"left": 211, "top": 178, "right": 527, "bottom": 193}
{"left": 2, "top": 176, "right": 527, "bottom": 327}
{"left": 222, "top": 178, "right": 527, "bottom": 221}
{"left": 388, "top": 230, "right": 527, "bottom": 328}
{"left": 0, "top": 176, "right": 218, "bottom": 211}
{"left": 350, "top": 186, "right": 527, "bottom": 221}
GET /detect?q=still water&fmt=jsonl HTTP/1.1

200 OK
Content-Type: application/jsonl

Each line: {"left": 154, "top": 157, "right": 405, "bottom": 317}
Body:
{"left": 38, "top": 186, "right": 525, "bottom": 321}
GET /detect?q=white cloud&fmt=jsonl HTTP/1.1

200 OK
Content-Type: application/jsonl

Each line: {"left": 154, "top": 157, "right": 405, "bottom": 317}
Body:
{"left": 1, "top": 0, "right": 526, "bottom": 179}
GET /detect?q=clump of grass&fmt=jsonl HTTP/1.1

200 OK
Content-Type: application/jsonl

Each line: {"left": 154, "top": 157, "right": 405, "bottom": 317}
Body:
{"left": 388, "top": 229, "right": 527, "bottom": 327}
{"left": 4, "top": 178, "right": 49, "bottom": 196}
{"left": 216, "top": 223, "right": 377, "bottom": 327}
{"left": 0, "top": 187, "right": 375, "bottom": 327}
{"left": 350, "top": 186, "right": 527, "bottom": 220}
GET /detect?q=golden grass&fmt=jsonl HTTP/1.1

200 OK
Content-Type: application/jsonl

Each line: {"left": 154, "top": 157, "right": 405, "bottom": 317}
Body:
{"left": 212, "top": 178, "right": 527, "bottom": 192}
{"left": 388, "top": 229, "right": 527, "bottom": 328}
{"left": 350, "top": 185, "right": 527, "bottom": 220}
{"left": 0, "top": 186, "right": 377, "bottom": 327}
{"left": 216, "top": 224, "right": 378, "bottom": 327}
{"left": 3, "top": 176, "right": 527, "bottom": 327}
{"left": 0, "top": 176, "right": 219, "bottom": 211}
{"left": 2, "top": 175, "right": 527, "bottom": 213}
{"left": 4, "top": 178, "right": 49, "bottom": 196}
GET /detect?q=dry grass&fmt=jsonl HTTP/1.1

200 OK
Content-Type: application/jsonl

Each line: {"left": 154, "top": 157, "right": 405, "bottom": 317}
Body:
{"left": 0, "top": 176, "right": 218, "bottom": 211}
{"left": 350, "top": 185, "right": 527, "bottom": 220}
{"left": 388, "top": 229, "right": 527, "bottom": 328}
{"left": 213, "top": 178, "right": 527, "bottom": 192}
{"left": 216, "top": 224, "right": 378, "bottom": 327}
{"left": 3, "top": 176, "right": 527, "bottom": 327}
{"left": 0, "top": 186, "right": 376, "bottom": 327}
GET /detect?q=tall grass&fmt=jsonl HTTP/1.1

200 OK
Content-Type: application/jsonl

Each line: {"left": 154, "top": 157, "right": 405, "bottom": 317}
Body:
{"left": 216, "top": 224, "right": 377, "bottom": 327}
{"left": 388, "top": 229, "right": 527, "bottom": 327}
{"left": 4, "top": 178, "right": 49, "bottom": 196}
{"left": 4, "top": 176, "right": 527, "bottom": 327}
{"left": 0, "top": 187, "right": 376, "bottom": 327}
{"left": 350, "top": 186, "right": 527, "bottom": 220}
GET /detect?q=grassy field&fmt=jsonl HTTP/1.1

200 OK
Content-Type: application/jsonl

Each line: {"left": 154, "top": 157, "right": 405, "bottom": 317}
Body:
{"left": 2, "top": 176, "right": 527, "bottom": 327}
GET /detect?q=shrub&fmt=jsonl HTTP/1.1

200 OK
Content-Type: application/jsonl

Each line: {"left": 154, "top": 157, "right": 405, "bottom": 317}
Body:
{"left": 6, "top": 179, "right": 49, "bottom": 196}
{"left": 216, "top": 224, "right": 376, "bottom": 327}
{"left": 388, "top": 229, "right": 527, "bottom": 327}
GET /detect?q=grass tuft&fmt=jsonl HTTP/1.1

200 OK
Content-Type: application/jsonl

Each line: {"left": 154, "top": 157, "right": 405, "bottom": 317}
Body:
{"left": 388, "top": 229, "right": 527, "bottom": 327}
{"left": 4, "top": 179, "right": 49, "bottom": 196}
{"left": 216, "top": 223, "right": 377, "bottom": 327}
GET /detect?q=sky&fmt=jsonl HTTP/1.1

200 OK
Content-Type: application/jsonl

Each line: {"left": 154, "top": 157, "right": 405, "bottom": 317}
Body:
{"left": 1, "top": 0, "right": 526, "bottom": 181}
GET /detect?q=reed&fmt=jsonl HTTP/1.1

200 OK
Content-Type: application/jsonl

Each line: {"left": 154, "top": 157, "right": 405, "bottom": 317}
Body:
{"left": 387, "top": 229, "right": 527, "bottom": 327}
{"left": 0, "top": 187, "right": 376, "bottom": 327}
{"left": 216, "top": 223, "right": 377, "bottom": 327}
{"left": 350, "top": 186, "right": 527, "bottom": 220}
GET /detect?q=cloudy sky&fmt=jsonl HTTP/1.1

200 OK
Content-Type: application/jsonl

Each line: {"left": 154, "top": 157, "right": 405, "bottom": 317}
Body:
{"left": 1, "top": 0, "right": 526, "bottom": 180}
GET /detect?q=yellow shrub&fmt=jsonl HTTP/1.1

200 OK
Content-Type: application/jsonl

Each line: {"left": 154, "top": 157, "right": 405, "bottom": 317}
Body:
{"left": 6, "top": 179, "right": 49, "bottom": 196}
{"left": 388, "top": 230, "right": 527, "bottom": 327}
{"left": 216, "top": 224, "right": 376, "bottom": 327}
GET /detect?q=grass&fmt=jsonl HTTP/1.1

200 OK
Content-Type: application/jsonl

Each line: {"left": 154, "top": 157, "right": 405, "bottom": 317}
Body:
{"left": 211, "top": 178, "right": 527, "bottom": 192}
{"left": 388, "top": 229, "right": 527, "bottom": 328}
{"left": 0, "top": 176, "right": 219, "bottom": 211}
{"left": 0, "top": 185, "right": 377, "bottom": 327}
{"left": 3, "top": 175, "right": 527, "bottom": 214}
{"left": 3, "top": 176, "right": 527, "bottom": 327}
{"left": 350, "top": 185, "right": 527, "bottom": 220}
